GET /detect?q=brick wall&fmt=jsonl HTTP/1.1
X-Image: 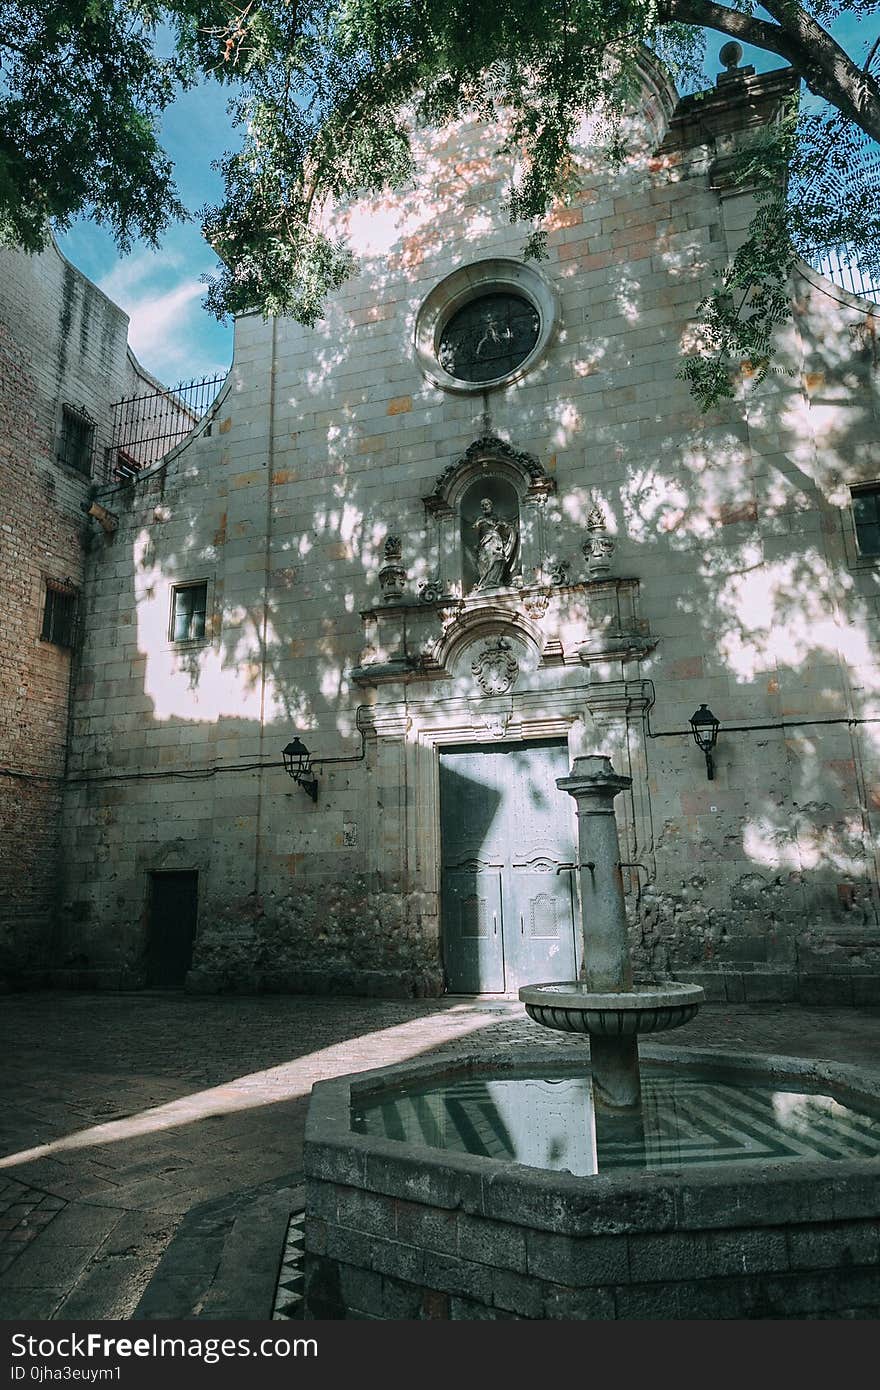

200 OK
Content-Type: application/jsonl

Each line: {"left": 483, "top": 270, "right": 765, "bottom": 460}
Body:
{"left": 0, "top": 241, "right": 133, "bottom": 979}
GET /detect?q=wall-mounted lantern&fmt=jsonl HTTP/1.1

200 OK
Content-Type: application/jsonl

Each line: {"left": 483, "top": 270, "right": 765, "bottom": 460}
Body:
{"left": 689, "top": 704, "right": 721, "bottom": 781}
{"left": 282, "top": 738, "right": 318, "bottom": 801}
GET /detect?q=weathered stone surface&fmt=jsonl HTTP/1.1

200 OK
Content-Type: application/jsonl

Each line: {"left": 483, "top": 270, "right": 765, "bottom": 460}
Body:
{"left": 526, "top": 1230, "right": 630, "bottom": 1286}
{"left": 0, "top": 57, "right": 870, "bottom": 1000}
{"left": 302, "top": 1043, "right": 880, "bottom": 1320}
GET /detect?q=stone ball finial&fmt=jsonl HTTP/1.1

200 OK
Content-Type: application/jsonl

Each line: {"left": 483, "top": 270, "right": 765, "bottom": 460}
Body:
{"left": 719, "top": 41, "right": 743, "bottom": 72}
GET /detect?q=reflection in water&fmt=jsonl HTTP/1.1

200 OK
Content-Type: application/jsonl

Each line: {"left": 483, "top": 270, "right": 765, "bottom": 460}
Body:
{"left": 351, "top": 1070, "right": 880, "bottom": 1177}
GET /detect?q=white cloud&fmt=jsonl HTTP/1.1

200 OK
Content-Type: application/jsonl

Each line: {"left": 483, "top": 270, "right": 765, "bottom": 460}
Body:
{"left": 97, "top": 253, "right": 226, "bottom": 384}
{"left": 98, "top": 247, "right": 182, "bottom": 303}
{"left": 124, "top": 281, "right": 205, "bottom": 363}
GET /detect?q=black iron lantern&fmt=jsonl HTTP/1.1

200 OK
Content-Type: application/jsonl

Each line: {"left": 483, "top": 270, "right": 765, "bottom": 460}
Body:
{"left": 282, "top": 738, "right": 318, "bottom": 801}
{"left": 689, "top": 704, "right": 721, "bottom": 781}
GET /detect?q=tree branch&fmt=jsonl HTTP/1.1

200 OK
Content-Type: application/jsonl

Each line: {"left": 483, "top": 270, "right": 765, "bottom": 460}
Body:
{"left": 666, "top": 0, "right": 880, "bottom": 144}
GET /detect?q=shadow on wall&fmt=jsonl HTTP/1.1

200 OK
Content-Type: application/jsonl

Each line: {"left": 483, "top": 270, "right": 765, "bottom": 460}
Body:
{"left": 47, "top": 104, "right": 880, "bottom": 1000}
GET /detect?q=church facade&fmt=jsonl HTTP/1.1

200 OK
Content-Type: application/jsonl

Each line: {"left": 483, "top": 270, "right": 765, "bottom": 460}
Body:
{"left": 12, "top": 53, "right": 879, "bottom": 1001}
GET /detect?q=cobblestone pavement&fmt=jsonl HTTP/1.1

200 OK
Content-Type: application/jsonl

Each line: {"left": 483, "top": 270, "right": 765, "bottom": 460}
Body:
{"left": 1, "top": 992, "right": 878, "bottom": 1320}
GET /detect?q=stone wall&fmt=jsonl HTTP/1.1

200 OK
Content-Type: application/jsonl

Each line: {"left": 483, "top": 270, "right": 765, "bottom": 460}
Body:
{"left": 56, "top": 60, "right": 880, "bottom": 996}
{"left": 0, "top": 240, "right": 134, "bottom": 980}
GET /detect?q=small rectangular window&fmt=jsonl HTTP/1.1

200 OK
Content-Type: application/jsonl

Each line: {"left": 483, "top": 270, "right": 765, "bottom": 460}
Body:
{"left": 852, "top": 484, "right": 880, "bottom": 558}
{"left": 41, "top": 582, "right": 77, "bottom": 648}
{"left": 57, "top": 405, "right": 95, "bottom": 475}
{"left": 170, "top": 582, "right": 208, "bottom": 642}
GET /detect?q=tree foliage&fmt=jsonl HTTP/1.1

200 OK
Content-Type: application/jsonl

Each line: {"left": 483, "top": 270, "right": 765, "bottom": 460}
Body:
{"left": 0, "top": 2, "right": 190, "bottom": 250}
{"left": 1, "top": 1, "right": 878, "bottom": 404}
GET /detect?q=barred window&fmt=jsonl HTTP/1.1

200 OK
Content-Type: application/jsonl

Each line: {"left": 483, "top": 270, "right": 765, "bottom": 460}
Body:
{"left": 852, "top": 485, "right": 880, "bottom": 558}
{"left": 170, "top": 582, "right": 208, "bottom": 642}
{"left": 57, "top": 405, "right": 95, "bottom": 475}
{"left": 41, "top": 582, "right": 77, "bottom": 648}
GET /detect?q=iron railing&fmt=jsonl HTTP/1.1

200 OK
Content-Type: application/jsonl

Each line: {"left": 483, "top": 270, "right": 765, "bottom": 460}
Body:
{"left": 108, "top": 374, "right": 226, "bottom": 482}
{"left": 809, "top": 245, "right": 879, "bottom": 303}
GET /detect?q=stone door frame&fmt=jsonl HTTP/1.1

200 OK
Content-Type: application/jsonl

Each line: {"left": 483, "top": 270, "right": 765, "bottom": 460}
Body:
{"left": 358, "top": 685, "right": 650, "bottom": 965}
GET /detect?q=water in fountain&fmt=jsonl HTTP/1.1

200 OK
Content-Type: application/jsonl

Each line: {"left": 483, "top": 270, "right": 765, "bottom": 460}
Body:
{"left": 352, "top": 1065, "right": 880, "bottom": 1175}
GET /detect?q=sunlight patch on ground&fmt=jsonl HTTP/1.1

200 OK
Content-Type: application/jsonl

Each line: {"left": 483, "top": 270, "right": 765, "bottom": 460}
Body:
{"left": 0, "top": 1006, "right": 498, "bottom": 1172}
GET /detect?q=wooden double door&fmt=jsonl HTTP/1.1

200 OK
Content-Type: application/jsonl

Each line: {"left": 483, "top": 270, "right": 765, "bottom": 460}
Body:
{"left": 440, "top": 741, "right": 581, "bottom": 994}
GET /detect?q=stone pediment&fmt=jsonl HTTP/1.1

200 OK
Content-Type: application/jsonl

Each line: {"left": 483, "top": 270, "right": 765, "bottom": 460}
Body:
{"left": 423, "top": 435, "right": 555, "bottom": 516}
{"left": 352, "top": 577, "right": 654, "bottom": 687}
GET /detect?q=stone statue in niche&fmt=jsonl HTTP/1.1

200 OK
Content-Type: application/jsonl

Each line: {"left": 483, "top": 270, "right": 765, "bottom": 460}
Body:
{"left": 471, "top": 497, "right": 519, "bottom": 591}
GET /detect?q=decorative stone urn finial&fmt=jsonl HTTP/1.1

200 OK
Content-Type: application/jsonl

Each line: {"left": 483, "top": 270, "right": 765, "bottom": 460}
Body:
{"left": 583, "top": 503, "right": 615, "bottom": 577}
{"left": 378, "top": 535, "right": 407, "bottom": 603}
{"left": 717, "top": 40, "right": 754, "bottom": 83}
{"left": 719, "top": 40, "right": 743, "bottom": 72}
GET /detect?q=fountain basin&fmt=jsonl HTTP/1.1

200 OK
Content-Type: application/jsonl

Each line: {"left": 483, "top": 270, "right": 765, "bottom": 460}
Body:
{"left": 302, "top": 1044, "right": 880, "bottom": 1320}
{"left": 519, "top": 981, "right": 704, "bottom": 1036}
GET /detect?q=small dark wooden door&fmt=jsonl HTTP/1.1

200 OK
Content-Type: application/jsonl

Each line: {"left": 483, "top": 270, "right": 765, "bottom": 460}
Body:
{"left": 146, "top": 871, "right": 198, "bottom": 987}
{"left": 440, "top": 741, "right": 579, "bottom": 993}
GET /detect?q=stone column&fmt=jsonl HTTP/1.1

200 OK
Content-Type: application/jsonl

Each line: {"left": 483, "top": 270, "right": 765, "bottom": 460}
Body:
{"left": 556, "top": 754, "right": 640, "bottom": 1110}
{"left": 557, "top": 755, "right": 633, "bottom": 993}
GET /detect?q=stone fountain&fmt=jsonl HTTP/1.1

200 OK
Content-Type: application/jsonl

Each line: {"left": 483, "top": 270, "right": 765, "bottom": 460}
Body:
{"left": 519, "top": 754, "right": 703, "bottom": 1123}
{"left": 301, "top": 754, "right": 880, "bottom": 1320}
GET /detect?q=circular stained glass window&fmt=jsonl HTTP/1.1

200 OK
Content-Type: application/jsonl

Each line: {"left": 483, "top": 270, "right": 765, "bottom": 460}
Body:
{"left": 437, "top": 292, "right": 541, "bottom": 384}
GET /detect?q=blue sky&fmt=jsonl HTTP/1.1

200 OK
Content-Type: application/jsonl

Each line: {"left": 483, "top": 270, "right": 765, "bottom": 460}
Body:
{"left": 60, "top": 74, "right": 235, "bottom": 386}
{"left": 57, "top": 13, "right": 878, "bottom": 388}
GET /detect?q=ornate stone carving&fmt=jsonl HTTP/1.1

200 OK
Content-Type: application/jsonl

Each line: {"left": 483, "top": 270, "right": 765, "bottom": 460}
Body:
{"left": 523, "top": 591, "right": 550, "bottom": 620}
{"left": 378, "top": 535, "right": 406, "bottom": 602}
{"left": 471, "top": 497, "right": 519, "bottom": 591}
{"left": 419, "top": 577, "right": 445, "bottom": 604}
{"left": 471, "top": 637, "right": 519, "bottom": 696}
{"left": 544, "top": 558, "right": 570, "bottom": 587}
{"left": 424, "top": 434, "right": 555, "bottom": 510}
{"left": 473, "top": 712, "right": 510, "bottom": 740}
{"left": 583, "top": 503, "right": 616, "bottom": 576}
{"left": 438, "top": 603, "right": 463, "bottom": 632}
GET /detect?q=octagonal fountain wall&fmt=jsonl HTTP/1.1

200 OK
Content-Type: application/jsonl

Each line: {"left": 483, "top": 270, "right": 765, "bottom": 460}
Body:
{"left": 301, "top": 1044, "right": 880, "bottom": 1320}
{"left": 302, "top": 751, "right": 880, "bottom": 1319}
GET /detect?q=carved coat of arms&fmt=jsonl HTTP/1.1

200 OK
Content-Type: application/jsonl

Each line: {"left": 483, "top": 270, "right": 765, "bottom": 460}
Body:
{"left": 472, "top": 637, "right": 519, "bottom": 696}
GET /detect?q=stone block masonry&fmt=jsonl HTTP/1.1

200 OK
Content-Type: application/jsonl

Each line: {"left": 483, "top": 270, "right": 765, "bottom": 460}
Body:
{"left": 0, "top": 240, "right": 142, "bottom": 980}
{"left": 302, "top": 1047, "right": 880, "bottom": 1320}
{"left": 42, "top": 56, "right": 880, "bottom": 997}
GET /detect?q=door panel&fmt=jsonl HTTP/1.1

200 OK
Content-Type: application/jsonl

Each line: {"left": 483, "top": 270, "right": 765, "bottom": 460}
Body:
{"left": 508, "top": 868, "right": 577, "bottom": 990}
{"left": 508, "top": 746, "right": 577, "bottom": 865}
{"left": 442, "top": 869, "right": 505, "bottom": 993}
{"left": 440, "top": 741, "right": 579, "bottom": 994}
{"left": 146, "top": 870, "right": 198, "bottom": 987}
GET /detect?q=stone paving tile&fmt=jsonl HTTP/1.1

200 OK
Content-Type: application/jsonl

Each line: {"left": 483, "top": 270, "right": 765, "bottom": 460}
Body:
{"left": 0, "top": 1176, "right": 67, "bottom": 1278}
{"left": 3, "top": 1203, "right": 123, "bottom": 1289}
{"left": 0, "top": 993, "right": 878, "bottom": 1320}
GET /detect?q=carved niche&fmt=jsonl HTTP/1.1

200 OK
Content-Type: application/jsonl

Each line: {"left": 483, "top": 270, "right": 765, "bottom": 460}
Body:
{"left": 352, "top": 448, "right": 656, "bottom": 688}
{"left": 421, "top": 435, "right": 555, "bottom": 600}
